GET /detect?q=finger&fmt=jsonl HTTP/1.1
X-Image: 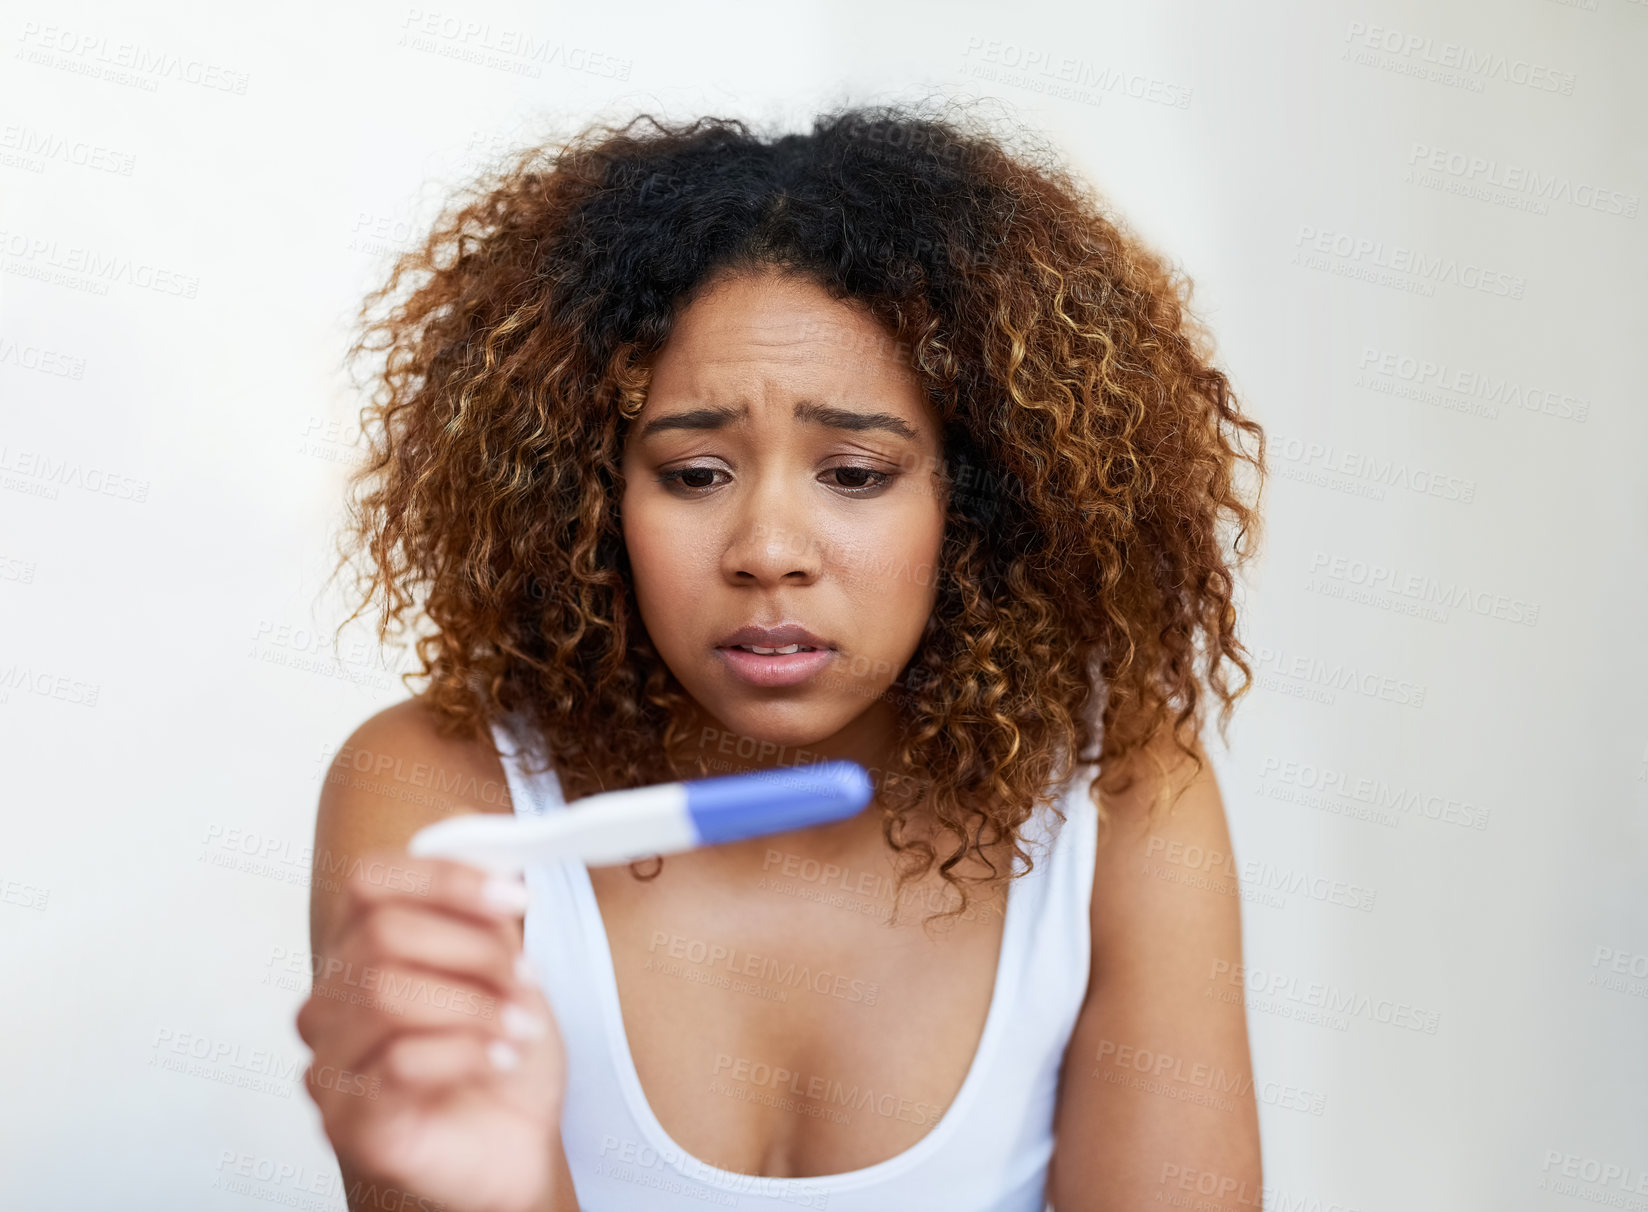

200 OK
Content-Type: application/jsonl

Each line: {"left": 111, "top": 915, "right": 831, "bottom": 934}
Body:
{"left": 483, "top": 978, "right": 567, "bottom": 1120}
{"left": 324, "top": 902, "right": 521, "bottom": 999}
{"left": 299, "top": 939, "right": 518, "bottom": 1056}
{"left": 303, "top": 878, "right": 530, "bottom": 1053}
{"left": 313, "top": 964, "right": 542, "bottom": 1075}
{"left": 346, "top": 978, "right": 563, "bottom": 1108}
{"left": 304, "top": 983, "right": 565, "bottom": 1137}
{"left": 373, "top": 1029, "right": 514, "bottom": 1091}
{"left": 311, "top": 1030, "right": 562, "bottom": 1188}
{"left": 331, "top": 854, "right": 529, "bottom": 947}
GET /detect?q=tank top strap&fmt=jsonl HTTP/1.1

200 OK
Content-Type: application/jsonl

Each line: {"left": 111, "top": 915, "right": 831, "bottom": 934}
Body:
{"left": 490, "top": 712, "right": 568, "bottom": 818}
{"left": 1051, "top": 757, "right": 1101, "bottom": 864}
{"left": 1051, "top": 759, "right": 1101, "bottom": 935}
{"left": 1015, "top": 756, "right": 1101, "bottom": 882}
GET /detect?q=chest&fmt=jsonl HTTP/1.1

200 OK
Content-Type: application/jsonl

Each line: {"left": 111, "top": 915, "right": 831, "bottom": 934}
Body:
{"left": 588, "top": 846, "right": 1012, "bottom": 1180}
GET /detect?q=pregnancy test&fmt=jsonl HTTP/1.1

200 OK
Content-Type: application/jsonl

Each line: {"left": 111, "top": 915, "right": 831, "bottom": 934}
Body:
{"left": 407, "top": 760, "right": 873, "bottom": 875}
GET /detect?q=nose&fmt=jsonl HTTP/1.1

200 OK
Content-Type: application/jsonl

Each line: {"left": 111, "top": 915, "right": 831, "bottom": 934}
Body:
{"left": 721, "top": 476, "right": 823, "bottom": 589}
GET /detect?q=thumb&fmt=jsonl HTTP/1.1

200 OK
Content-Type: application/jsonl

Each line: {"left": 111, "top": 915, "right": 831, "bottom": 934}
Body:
{"left": 488, "top": 954, "right": 567, "bottom": 1118}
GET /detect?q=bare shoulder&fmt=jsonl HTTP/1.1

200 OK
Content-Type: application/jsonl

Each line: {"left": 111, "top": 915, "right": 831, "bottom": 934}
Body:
{"left": 1088, "top": 726, "right": 1234, "bottom": 962}
{"left": 1047, "top": 727, "right": 1259, "bottom": 1209}
{"left": 308, "top": 696, "right": 513, "bottom": 951}
{"left": 319, "top": 697, "right": 513, "bottom": 837}
{"left": 1094, "top": 726, "right": 1217, "bottom": 829}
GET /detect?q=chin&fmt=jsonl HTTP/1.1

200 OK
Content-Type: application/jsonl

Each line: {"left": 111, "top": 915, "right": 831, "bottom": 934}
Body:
{"left": 690, "top": 694, "right": 856, "bottom": 756}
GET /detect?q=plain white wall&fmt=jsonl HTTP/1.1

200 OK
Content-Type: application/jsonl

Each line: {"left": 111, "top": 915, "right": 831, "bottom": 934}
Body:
{"left": 3, "top": 0, "right": 1643, "bottom": 1207}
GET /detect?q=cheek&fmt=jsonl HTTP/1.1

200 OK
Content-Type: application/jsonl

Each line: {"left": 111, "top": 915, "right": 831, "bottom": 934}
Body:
{"left": 620, "top": 491, "right": 663, "bottom": 597}
{"left": 827, "top": 501, "right": 945, "bottom": 623}
{"left": 622, "top": 494, "right": 711, "bottom": 614}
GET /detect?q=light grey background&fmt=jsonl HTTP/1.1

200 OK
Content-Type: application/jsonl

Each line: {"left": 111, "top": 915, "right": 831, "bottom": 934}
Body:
{"left": 2, "top": 0, "right": 1644, "bottom": 1208}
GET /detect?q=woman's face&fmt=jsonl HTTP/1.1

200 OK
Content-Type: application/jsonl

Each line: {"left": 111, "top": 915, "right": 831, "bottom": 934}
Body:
{"left": 619, "top": 269, "right": 948, "bottom": 761}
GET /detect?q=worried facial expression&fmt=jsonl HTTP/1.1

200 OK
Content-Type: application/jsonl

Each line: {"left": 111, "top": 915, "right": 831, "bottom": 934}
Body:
{"left": 619, "top": 269, "right": 949, "bottom": 753}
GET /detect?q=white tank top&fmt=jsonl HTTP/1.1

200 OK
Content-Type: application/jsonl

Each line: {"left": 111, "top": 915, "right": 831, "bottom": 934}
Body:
{"left": 492, "top": 715, "right": 1099, "bottom": 1212}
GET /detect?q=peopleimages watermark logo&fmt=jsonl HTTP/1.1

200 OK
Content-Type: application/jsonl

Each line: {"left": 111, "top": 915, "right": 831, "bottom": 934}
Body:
{"left": 0, "top": 445, "right": 150, "bottom": 504}
{"left": 1253, "top": 754, "right": 1491, "bottom": 833}
{"left": 1536, "top": 1150, "right": 1648, "bottom": 1208}
{"left": 709, "top": 1053, "right": 946, "bottom": 1130}
{"left": 247, "top": 617, "right": 412, "bottom": 691}
{"left": 393, "top": 9, "right": 633, "bottom": 81}
{"left": 0, "top": 333, "right": 87, "bottom": 379}
{"left": 1589, "top": 946, "right": 1648, "bottom": 1001}
{"left": 210, "top": 1150, "right": 450, "bottom": 1212}
{"left": 14, "top": 21, "right": 252, "bottom": 94}
{"left": 957, "top": 36, "right": 1193, "bottom": 111}
{"left": 1091, "top": 1039, "right": 1327, "bottom": 1117}
{"left": 1142, "top": 836, "right": 1378, "bottom": 913}
{"left": 1267, "top": 433, "right": 1478, "bottom": 506}
{"left": 1405, "top": 142, "right": 1637, "bottom": 219}
{"left": 1206, "top": 959, "right": 1442, "bottom": 1035}
{"left": 0, "top": 660, "right": 100, "bottom": 708}
{"left": 1353, "top": 346, "right": 1591, "bottom": 425}
{"left": 150, "top": 1026, "right": 373, "bottom": 1102}
{"left": 0, "top": 553, "right": 37, "bottom": 585}
{"left": 0, "top": 123, "right": 136, "bottom": 177}
{"left": 1340, "top": 20, "right": 1577, "bottom": 96}
{"left": 1157, "top": 1162, "right": 1366, "bottom": 1212}
{"left": 595, "top": 1135, "right": 823, "bottom": 1209}
{"left": 1292, "top": 224, "right": 1527, "bottom": 301}
{"left": 0, "top": 873, "right": 49, "bottom": 910}
{"left": 1305, "top": 550, "right": 1539, "bottom": 627}
{"left": 644, "top": 929, "right": 880, "bottom": 1006}
{"left": 0, "top": 228, "right": 200, "bottom": 298}
{"left": 1250, "top": 643, "right": 1428, "bottom": 710}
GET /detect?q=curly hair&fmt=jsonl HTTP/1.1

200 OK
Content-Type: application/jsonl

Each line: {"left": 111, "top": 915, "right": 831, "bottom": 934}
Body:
{"left": 332, "top": 98, "right": 1266, "bottom": 926}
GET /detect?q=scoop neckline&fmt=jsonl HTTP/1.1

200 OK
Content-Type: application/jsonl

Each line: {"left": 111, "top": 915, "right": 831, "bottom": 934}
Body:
{"left": 568, "top": 846, "right": 1027, "bottom": 1193}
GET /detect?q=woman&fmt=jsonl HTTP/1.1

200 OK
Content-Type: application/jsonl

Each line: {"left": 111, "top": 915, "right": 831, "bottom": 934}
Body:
{"left": 297, "top": 102, "right": 1267, "bottom": 1212}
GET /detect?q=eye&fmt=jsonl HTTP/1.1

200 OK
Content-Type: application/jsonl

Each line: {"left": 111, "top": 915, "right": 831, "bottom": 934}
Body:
{"left": 823, "top": 465, "right": 896, "bottom": 496}
{"left": 657, "top": 466, "right": 728, "bottom": 495}
{"left": 658, "top": 464, "right": 897, "bottom": 498}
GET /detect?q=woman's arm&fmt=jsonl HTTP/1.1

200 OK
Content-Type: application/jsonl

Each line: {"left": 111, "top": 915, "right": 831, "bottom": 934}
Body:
{"left": 1046, "top": 731, "right": 1262, "bottom": 1211}
{"left": 303, "top": 698, "right": 580, "bottom": 1212}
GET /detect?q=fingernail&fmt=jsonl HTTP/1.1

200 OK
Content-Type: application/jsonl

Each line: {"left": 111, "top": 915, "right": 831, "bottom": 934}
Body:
{"left": 502, "top": 1003, "right": 547, "bottom": 1041}
{"left": 514, "top": 953, "right": 537, "bottom": 985}
{"left": 488, "top": 1039, "right": 521, "bottom": 1071}
{"left": 482, "top": 876, "right": 530, "bottom": 914}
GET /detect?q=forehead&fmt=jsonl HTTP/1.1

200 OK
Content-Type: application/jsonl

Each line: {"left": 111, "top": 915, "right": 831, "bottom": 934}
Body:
{"left": 645, "top": 270, "right": 925, "bottom": 405}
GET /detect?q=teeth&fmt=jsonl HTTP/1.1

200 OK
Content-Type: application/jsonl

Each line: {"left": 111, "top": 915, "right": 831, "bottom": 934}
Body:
{"left": 737, "top": 644, "right": 811, "bottom": 654}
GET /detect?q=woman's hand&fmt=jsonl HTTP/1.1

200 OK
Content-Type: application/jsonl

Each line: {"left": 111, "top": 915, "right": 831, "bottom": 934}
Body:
{"left": 296, "top": 852, "right": 566, "bottom": 1212}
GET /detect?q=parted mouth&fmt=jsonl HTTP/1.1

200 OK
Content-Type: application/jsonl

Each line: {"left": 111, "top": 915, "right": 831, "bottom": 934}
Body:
{"left": 714, "top": 623, "right": 833, "bottom": 653}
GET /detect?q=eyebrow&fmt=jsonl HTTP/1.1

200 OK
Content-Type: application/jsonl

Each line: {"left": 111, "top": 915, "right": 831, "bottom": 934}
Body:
{"left": 636, "top": 400, "right": 920, "bottom": 442}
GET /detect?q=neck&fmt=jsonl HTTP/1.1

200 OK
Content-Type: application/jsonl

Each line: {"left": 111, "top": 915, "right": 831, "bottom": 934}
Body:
{"left": 661, "top": 698, "right": 919, "bottom": 865}
{"left": 664, "top": 698, "right": 909, "bottom": 781}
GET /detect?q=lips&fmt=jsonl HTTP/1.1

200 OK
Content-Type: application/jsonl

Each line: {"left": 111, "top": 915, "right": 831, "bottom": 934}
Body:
{"left": 714, "top": 623, "right": 834, "bottom": 652}
{"left": 713, "top": 623, "right": 836, "bottom": 688}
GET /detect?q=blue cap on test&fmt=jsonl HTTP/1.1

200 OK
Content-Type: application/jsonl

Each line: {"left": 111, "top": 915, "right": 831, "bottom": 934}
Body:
{"left": 684, "top": 760, "right": 873, "bottom": 845}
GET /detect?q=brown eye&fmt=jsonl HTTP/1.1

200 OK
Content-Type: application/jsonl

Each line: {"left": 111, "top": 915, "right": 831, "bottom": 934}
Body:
{"left": 658, "top": 467, "right": 727, "bottom": 494}
{"left": 824, "top": 466, "right": 894, "bottom": 496}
